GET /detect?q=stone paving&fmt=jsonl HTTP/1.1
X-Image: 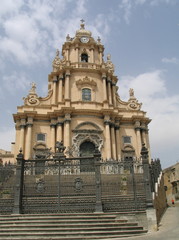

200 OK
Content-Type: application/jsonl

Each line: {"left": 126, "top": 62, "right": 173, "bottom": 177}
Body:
{"left": 110, "top": 201, "right": 179, "bottom": 240}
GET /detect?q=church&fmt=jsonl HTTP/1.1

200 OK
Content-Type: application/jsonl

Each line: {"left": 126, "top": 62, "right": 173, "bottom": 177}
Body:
{"left": 0, "top": 22, "right": 168, "bottom": 237}
{"left": 13, "top": 21, "right": 151, "bottom": 162}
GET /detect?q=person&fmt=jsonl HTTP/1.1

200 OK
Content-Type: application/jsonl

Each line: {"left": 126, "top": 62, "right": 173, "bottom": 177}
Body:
{"left": 172, "top": 198, "right": 175, "bottom": 206}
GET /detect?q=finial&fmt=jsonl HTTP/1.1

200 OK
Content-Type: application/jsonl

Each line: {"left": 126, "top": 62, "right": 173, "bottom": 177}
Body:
{"left": 80, "top": 19, "right": 85, "bottom": 29}
{"left": 56, "top": 49, "right": 59, "bottom": 57}
{"left": 129, "top": 88, "right": 134, "bottom": 97}
{"left": 29, "top": 82, "right": 36, "bottom": 93}
{"left": 66, "top": 34, "right": 71, "bottom": 41}
{"left": 107, "top": 54, "right": 111, "bottom": 61}
{"left": 97, "top": 36, "right": 101, "bottom": 43}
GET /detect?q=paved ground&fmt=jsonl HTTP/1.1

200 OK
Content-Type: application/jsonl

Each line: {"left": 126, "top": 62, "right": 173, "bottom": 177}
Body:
{"left": 108, "top": 201, "right": 179, "bottom": 240}
{"left": 125, "top": 201, "right": 179, "bottom": 240}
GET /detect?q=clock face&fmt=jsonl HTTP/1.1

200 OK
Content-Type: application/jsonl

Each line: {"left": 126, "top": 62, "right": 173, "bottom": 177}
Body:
{"left": 80, "top": 36, "right": 89, "bottom": 43}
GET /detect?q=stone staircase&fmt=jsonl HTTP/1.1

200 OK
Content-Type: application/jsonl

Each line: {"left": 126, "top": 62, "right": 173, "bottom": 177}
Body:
{"left": 0, "top": 213, "right": 147, "bottom": 239}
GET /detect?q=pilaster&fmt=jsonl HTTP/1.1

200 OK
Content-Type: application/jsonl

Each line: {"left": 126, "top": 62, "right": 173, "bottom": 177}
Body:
{"left": 104, "top": 117, "right": 111, "bottom": 160}
{"left": 111, "top": 122, "right": 117, "bottom": 160}
{"left": 107, "top": 77, "right": 112, "bottom": 105}
{"left": 25, "top": 117, "right": 33, "bottom": 160}
{"left": 64, "top": 113, "right": 71, "bottom": 149}
{"left": 115, "top": 122, "right": 121, "bottom": 160}
{"left": 58, "top": 75, "right": 63, "bottom": 103}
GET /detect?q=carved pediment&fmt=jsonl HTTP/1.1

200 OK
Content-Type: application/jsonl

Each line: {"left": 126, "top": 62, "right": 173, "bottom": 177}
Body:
{"left": 76, "top": 76, "right": 97, "bottom": 90}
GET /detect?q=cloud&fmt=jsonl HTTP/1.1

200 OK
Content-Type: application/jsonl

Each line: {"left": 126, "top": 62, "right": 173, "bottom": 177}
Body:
{"left": 0, "top": 0, "right": 90, "bottom": 66}
{"left": 118, "top": 70, "right": 179, "bottom": 167}
{"left": 0, "top": 127, "right": 15, "bottom": 151}
{"left": 2, "top": 72, "right": 31, "bottom": 95}
{"left": 162, "top": 57, "right": 179, "bottom": 64}
{"left": 118, "top": 0, "right": 177, "bottom": 24}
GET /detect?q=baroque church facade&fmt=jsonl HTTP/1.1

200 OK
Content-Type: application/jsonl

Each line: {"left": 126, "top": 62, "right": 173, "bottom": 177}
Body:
{"left": 13, "top": 21, "right": 151, "bottom": 162}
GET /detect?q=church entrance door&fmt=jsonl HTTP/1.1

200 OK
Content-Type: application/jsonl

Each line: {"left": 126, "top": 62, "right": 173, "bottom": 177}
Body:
{"left": 80, "top": 141, "right": 95, "bottom": 172}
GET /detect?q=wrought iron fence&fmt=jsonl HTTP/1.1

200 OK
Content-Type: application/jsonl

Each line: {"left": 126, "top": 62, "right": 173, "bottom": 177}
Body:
{"left": 0, "top": 163, "right": 16, "bottom": 214}
{"left": 0, "top": 143, "right": 159, "bottom": 215}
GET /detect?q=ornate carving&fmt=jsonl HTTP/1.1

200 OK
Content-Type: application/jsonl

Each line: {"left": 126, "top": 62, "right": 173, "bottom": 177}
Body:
{"left": 76, "top": 76, "right": 97, "bottom": 90}
{"left": 71, "top": 133, "right": 103, "bottom": 157}
{"left": 105, "top": 54, "right": 115, "bottom": 73}
{"left": 127, "top": 88, "right": 142, "bottom": 110}
{"left": 74, "top": 178, "right": 83, "bottom": 191}
{"left": 23, "top": 82, "right": 40, "bottom": 106}
{"left": 52, "top": 49, "right": 66, "bottom": 72}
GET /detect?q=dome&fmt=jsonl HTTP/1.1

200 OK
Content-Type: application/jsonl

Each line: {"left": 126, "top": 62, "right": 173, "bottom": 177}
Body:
{"left": 76, "top": 22, "right": 92, "bottom": 37}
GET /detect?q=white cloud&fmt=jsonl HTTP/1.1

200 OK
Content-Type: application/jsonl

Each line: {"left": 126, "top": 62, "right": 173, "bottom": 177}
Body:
{"left": 0, "top": 0, "right": 23, "bottom": 18}
{"left": 0, "top": 127, "right": 15, "bottom": 151}
{"left": 118, "top": 0, "right": 177, "bottom": 24}
{"left": 162, "top": 57, "right": 179, "bottom": 64}
{"left": 118, "top": 70, "right": 179, "bottom": 167}
{"left": 2, "top": 72, "right": 31, "bottom": 95}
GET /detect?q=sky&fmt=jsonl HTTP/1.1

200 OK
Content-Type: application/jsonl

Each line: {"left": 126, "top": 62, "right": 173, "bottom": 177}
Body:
{"left": 0, "top": 0, "right": 178, "bottom": 168}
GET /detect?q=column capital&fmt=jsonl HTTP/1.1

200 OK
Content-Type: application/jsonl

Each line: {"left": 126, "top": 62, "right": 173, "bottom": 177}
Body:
{"left": 26, "top": 123, "right": 33, "bottom": 127}
{"left": 65, "top": 70, "right": 70, "bottom": 76}
{"left": 57, "top": 121, "right": 63, "bottom": 126}
{"left": 104, "top": 120, "right": 111, "bottom": 126}
{"left": 110, "top": 122, "right": 115, "bottom": 128}
{"left": 50, "top": 124, "right": 56, "bottom": 128}
{"left": 58, "top": 75, "right": 64, "bottom": 81}
{"left": 53, "top": 75, "right": 58, "bottom": 82}
{"left": 115, "top": 125, "right": 120, "bottom": 130}
{"left": 64, "top": 119, "right": 71, "bottom": 123}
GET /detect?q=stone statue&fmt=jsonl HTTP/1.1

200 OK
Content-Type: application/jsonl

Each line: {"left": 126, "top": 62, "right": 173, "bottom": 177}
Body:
{"left": 129, "top": 88, "right": 134, "bottom": 98}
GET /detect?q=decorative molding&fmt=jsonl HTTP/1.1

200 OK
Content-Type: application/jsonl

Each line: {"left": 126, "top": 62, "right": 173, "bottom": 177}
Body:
{"left": 74, "top": 121, "right": 101, "bottom": 131}
{"left": 127, "top": 88, "right": 142, "bottom": 111}
{"left": 71, "top": 132, "right": 103, "bottom": 157}
{"left": 76, "top": 76, "right": 97, "bottom": 90}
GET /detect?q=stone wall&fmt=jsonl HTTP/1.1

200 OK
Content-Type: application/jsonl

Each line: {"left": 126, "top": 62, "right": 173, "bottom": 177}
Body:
{"left": 153, "top": 173, "right": 167, "bottom": 224}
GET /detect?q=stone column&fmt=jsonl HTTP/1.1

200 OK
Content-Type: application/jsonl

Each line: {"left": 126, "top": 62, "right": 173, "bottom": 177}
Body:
{"left": 135, "top": 121, "right": 142, "bottom": 158}
{"left": 115, "top": 124, "right": 121, "bottom": 160}
{"left": 25, "top": 117, "right": 33, "bottom": 159}
{"left": 50, "top": 123, "right": 56, "bottom": 152}
{"left": 75, "top": 45, "right": 79, "bottom": 67}
{"left": 58, "top": 75, "right": 63, "bottom": 103}
{"left": 64, "top": 114, "right": 71, "bottom": 149}
{"left": 111, "top": 123, "right": 117, "bottom": 160}
{"left": 112, "top": 82, "right": 116, "bottom": 107}
{"left": 65, "top": 71, "right": 70, "bottom": 106}
{"left": 102, "top": 74, "right": 107, "bottom": 102}
{"left": 19, "top": 119, "right": 26, "bottom": 151}
{"left": 90, "top": 46, "right": 94, "bottom": 63}
{"left": 141, "top": 123, "right": 147, "bottom": 146}
{"left": 107, "top": 78, "right": 112, "bottom": 105}
{"left": 56, "top": 121, "right": 63, "bottom": 142}
{"left": 52, "top": 76, "right": 57, "bottom": 105}
{"left": 99, "top": 48, "right": 103, "bottom": 64}
{"left": 66, "top": 47, "right": 69, "bottom": 61}
{"left": 104, "top": 119, "right": 111, "bottom": 160}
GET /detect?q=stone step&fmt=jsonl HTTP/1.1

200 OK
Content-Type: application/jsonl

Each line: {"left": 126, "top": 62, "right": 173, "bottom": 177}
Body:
{"left": 0, "top": 225, "right": 144, "bottom": 232}
{"left": 0, "top": 230, "right": 147, "bottom": 239}
{"left": 0, "top": 213, "right": 147, "bottom": 239}
{"left": 0, "top": 222, "right": 138, "bottom": 228}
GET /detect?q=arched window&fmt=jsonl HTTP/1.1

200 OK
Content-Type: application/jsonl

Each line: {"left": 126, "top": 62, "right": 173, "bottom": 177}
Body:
{"left": 37, "top": 133, "right": 46, "bottom": 142}
{"left": 81, "top": 53, "right": 88, "bottom": 62}
{"left": 82, "top": 88, "right": 91, "bottom": 101}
